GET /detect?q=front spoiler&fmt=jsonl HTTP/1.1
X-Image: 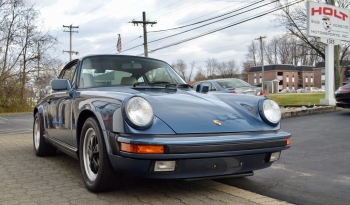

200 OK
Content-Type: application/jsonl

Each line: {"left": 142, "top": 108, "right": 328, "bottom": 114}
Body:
{"left": 106, "top": 131, "right": 290, "bottom": 179}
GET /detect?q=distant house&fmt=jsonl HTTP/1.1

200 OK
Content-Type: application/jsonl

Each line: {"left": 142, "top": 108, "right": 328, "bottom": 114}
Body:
{"left": 248, "top": 64, "right": 314, "bottom": 92}
{"left": 248, "top": 62, "right": 350, "bottom": 92}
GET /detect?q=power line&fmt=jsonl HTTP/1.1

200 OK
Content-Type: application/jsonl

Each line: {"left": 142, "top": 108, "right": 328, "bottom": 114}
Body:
{"left": 150, "top": 0, "right": 212, "bottom": 20}
{"left": 177, "top": 1, "right": 247, "bottom": 25}
{"left": 121, "top": 1, "right": 269, "bottom": 54}
{"left": 72, "top": 0, "right": 113, "bottom": 24}
{"left": 96, "top": 36, "right": 143, "bottom": 54}
{"left": 148, "top": 0, "right": 265, "bottom": 33}
{"left": 147, "top": 0, "right": 247, "bottom": 37}
{"left": 149, "top": 0, "right": 303, "bottom": 53}
{"left": 148, "top": 0, "right": 185, "bottom": 14}
{"left": 147, "top": 0, "right": 277, "bottom": 44}
{"left": 78, "top": 1, "right": 214, "bottom": 51}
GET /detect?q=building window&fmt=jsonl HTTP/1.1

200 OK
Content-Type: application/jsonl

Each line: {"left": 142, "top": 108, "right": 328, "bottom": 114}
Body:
{"left": 259, "top": 73, "right": 262, "bottom": 83}
{"left": 305, "top": 73, "right": 308, "bottom": 78}
{"left": 292, "top": 72, "right": 294, "bottom": 77}
{"left": 254, "top": 73, "right": 256, "bottom": 79}
{"left": 321, "top": 69, "right": 325, "bottom": 75}
{"left": 286, "top": 72, "right": 289, "bottom": 77}
{"left": 311, "top": 74, "right": 313, "bottom": 78}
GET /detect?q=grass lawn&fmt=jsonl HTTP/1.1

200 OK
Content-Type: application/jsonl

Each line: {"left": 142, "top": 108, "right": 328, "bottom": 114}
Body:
{"left": 267, "top": 93, "right": 326, "bottom": 106}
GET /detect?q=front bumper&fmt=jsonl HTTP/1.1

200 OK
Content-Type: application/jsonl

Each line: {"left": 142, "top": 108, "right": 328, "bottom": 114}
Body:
{"left": 107, "top": 131, "right": 291, "bottom": 179}
{"left": 336, "top": 102, "right": 350, "bottom": 108}
{"left": 336, "top": 93, "right": 350, "bottom": 108}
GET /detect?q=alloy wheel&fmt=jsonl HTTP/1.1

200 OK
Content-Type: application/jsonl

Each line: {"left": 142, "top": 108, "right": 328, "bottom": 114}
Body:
{"left": 83, "top": 128, "right": 99, "bottom": 181}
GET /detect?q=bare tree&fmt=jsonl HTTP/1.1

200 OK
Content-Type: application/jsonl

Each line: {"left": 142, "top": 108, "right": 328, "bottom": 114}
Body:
{"left": 194, "top": 69, "right": 206, "bottom": 82}
{"left": 172, "top": 59, "right": 188, "bottom": 81}
{"left": 273, "top": 0, "right": 350, "bottom": 89}
{"left": 240, "top": 61, "right": 253, "bottom": 82}
{"left": 188, "top": 60, "right": 196, "bottom": 82}
{"left": 0, "top": 0, "right": 59, "bottom": 112}
{"left": 205, "top": 58, "right": 218, "bottom": 79}
{"left": 216, "top": 59, "right": 238, "bottom": 78}
{"left": 246, "top": 41, "right": 260, "bottom": 66}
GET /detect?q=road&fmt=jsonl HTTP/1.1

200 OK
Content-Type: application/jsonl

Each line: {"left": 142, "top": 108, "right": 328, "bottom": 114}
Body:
{"left": 0, "top": 113, "right": 32, "bottom": 135}
{"left": 218, "top": 109, "right": 350, "bottom": 205}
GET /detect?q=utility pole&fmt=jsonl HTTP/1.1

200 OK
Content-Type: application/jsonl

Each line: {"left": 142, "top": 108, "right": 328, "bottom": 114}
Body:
{"left": 63, "top": 24, "right": 79, "bottom": 61}
{"left": 130, "top": 12, "right": 157, "bottom": 57}
{"left": 256, "top": 36, "right": 266, "bottom": 93}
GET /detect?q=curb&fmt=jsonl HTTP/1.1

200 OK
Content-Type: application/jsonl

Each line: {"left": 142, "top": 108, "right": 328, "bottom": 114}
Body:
{"left": 281, "top": 106, "right": 343, "bottom": 119}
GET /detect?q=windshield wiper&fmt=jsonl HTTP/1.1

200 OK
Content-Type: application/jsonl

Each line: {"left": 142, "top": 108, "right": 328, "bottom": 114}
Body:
{"left": 176, "top": 83, "right": 192, "bottom": 88}
{"left": 133, "top": 81, "right": 191, "bottom": 90}
{"left": 132, "top": 82, "right": 147, "bottom": 87}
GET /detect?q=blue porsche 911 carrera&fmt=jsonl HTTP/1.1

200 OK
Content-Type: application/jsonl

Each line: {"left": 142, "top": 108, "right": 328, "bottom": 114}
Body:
{"left": 33, "top": 54, "right": 291, "bottom": 192}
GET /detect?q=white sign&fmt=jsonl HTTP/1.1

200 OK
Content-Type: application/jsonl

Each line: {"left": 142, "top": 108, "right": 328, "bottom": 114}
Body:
{"left": 307, "top": 1, "right": 350, "bottom": 42}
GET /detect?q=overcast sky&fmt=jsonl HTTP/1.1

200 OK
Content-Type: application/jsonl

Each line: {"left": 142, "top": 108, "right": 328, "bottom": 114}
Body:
{"left": 29, "top": 0, "right": 292, "bottom": 71}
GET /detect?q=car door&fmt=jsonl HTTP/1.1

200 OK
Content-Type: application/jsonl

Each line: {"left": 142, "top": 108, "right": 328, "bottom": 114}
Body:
{"left": 46, "top": 61, "right": 78, "bottom": 146}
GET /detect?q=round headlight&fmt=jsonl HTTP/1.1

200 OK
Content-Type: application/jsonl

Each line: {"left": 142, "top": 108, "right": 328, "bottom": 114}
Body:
{"left": 125, "top": 97, "right": 153, "bottom": 128}
{"left": 261, "top": 99, "right": 281, "bottom": 124}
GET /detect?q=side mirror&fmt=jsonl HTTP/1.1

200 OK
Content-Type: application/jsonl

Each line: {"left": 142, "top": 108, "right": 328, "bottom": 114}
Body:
{"left": 196, "top": 84, "right": 209, "bottom": 93}
{"left": 51, "top": 79, "right": 72, "bottom": 91}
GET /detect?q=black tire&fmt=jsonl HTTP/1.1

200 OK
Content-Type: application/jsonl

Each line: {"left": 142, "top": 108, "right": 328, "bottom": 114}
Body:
{"left": 79, "top": 117, "right": 122, "bottom": 192}
{"left": 33, "top": 113, "right": 56, "bottom": 156}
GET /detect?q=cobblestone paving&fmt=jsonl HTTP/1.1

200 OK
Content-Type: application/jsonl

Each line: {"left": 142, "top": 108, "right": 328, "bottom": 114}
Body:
{"left": 0, "top": 134, "right": 292, "bottom": 205}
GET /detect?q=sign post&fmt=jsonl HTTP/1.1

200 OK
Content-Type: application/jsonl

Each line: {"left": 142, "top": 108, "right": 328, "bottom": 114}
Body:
{"left": 306, "top": 1, "right": 350, "bottom": 105}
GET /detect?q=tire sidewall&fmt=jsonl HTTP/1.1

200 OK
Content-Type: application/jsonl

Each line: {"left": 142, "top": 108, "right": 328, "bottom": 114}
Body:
{"left": 79, "top": 117, "right": 106, "bottom": 191}
{"left": 33, "top": 113, "right": 42, "bottom": 155}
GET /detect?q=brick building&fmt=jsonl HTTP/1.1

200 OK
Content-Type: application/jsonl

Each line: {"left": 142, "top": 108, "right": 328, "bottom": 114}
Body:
{"left": 248, "top": 62, "right": 350, "bottom": 92}
{"left": 314, "top": 62, "right": 350, "bottom": 88}
{"left": 248, "top": 65, "right": 314, "bottom": 92}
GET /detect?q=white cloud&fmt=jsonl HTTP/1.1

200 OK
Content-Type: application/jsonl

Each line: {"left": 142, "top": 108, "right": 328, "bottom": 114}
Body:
{"left": 29, "top": 0, "right": 288, "bottom": 69}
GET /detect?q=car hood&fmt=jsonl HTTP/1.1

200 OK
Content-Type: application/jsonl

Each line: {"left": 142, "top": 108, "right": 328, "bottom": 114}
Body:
{"left": 136, "top": 90, "right": 276, "bottom": 134}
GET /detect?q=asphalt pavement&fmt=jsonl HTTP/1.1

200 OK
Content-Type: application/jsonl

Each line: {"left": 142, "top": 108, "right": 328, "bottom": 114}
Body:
{"left": 0, "top": 113, "right": 32, "bottom": 135}
{"left": 218, "top": 109, "right": 350, "bottom": 205}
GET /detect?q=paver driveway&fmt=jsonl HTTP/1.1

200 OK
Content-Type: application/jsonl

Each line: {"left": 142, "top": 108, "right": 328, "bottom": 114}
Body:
{"left": 0, "top": 133, "right": 291, "bottom": 205}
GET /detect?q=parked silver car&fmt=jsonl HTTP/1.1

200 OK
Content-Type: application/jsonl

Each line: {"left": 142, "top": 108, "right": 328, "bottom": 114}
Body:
{"left": 192, "top": 78, "right": 264, "bottom": 95}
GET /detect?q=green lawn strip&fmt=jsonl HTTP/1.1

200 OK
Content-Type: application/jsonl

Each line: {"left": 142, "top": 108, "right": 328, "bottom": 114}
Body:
{"left": 267, "top": 93, "right": 326, "bottom": 106}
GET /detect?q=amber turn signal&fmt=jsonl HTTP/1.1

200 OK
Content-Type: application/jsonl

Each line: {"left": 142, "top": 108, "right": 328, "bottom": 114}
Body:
{"left": 119, "top": 142, "right": 164, "bottom": 154}
{"left": 286, "top": 138, "right": 291, "bottom": 146}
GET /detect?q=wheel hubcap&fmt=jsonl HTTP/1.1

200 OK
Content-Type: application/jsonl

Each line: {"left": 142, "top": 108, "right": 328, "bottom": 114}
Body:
{"left": 83, "top": 128, "right": 99, "bottom": 181}
{"left": 34, "top": 118, "right": 40, "bottom": 150}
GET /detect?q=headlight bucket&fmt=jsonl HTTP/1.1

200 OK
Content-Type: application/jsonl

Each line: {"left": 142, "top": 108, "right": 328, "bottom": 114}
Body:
{"left": 259, "top": 99, "right": 281, "bottom": 126}
{"left": 123, "top": 96, "right": 154, "bottom": 130}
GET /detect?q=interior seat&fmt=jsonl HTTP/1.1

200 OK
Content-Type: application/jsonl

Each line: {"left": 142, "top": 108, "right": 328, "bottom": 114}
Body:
{"left": 120, "top": 77, "right": 137, "bottom": 85}
{"left": 80, "top": 73, "right": 95, "bottom": 88}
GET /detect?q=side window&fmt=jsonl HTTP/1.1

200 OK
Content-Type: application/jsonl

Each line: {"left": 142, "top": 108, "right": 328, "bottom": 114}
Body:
{"left": 61, "top": 64, "right": 77, "bottom": 86}
{"left": 209, "top": 83, "right": 217, "bottom": 91}
{"left": 201, "top": 82, "right": 216, "bottom": 91}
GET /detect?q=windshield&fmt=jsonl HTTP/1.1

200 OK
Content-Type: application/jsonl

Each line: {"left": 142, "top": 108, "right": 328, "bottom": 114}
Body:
{"left": 216, "top": 78, "right": 251, "bottom": 89}
{"left": 79, "top": 56, "right": 186, "bottom": 88}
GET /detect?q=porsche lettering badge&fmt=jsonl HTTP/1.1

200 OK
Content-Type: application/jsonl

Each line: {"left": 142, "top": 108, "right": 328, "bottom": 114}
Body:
{"left": 213, "top": 120, "right": 221, "bottom": 126}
